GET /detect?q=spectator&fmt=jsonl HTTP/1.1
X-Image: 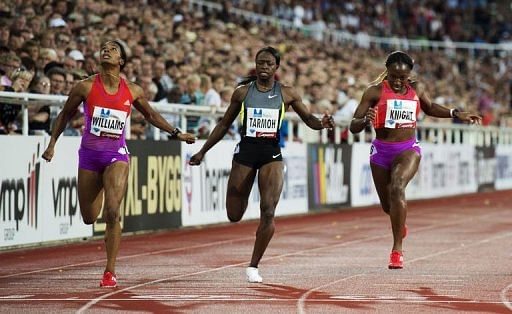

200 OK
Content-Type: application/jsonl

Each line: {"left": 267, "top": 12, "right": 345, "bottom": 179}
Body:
{"left": 0, "top": 52, "right": 21, "bottom": 87}
{"left": 27, "top": 74, "right": 51, "bottom": 135}
{"left": 46, "top": 66, "right": 67, "bottom": 95}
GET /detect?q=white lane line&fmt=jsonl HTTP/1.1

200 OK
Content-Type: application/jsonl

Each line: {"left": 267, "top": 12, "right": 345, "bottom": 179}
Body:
{"left": 0, "top": 217, "right": 370, "bottom": 280}
{"left": 76, "top": 212, "right": 505, "bottom": 314}
{"left": 500, "top": 283, "right": 512, "bottom": 310}
{"left": 0, "top": 298, "right": 507, "bottom": 304}
{"left": 297, "top": 230, "right": 512, "bottom": 314}
{"left": 0, "top": 295, "right": 33, "bottom": 299}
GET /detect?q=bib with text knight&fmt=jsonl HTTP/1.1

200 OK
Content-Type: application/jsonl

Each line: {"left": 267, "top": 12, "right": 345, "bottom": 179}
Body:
{"left": 385, "top": 99, "right": 417, "bottom": 128}
{"left": 246, "top": 108, "right": 279, "bottom": 138}
{"left": 90, "top": 106, "right": 127, "bottom": 138}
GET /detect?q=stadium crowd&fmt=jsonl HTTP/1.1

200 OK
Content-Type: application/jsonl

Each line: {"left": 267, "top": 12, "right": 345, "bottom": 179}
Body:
{"left": 0, "top": 0, "right": 510, "bottom": 137}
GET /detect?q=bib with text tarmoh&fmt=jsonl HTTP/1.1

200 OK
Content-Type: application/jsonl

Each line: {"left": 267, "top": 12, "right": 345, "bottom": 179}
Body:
{"left": 90, "top": 106, "right": 127, "bottom": 138}
{"left": 385, "top": 99, "right": 417, "bottom": 128}
{"left": 246, "top": 108, "right": 279, "bottom": 138}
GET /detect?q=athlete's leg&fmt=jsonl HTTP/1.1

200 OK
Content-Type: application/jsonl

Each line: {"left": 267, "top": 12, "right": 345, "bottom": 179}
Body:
{"left": 389, "top": 150, "right": 420, "bottom": 252}
{"left": 101, "top": 161, "right": 129, "bottom": 274}
{"left": 249, "top": 161, "right": 283, "bottom": 268}
{"left": 226, "top": 160, "right": 257, "bottom": 222}
{"left": 78, "top": 168, "right": 104, "bottom": 224}
{"left": 370, "top": 163, "right": 391, "bottom": 214}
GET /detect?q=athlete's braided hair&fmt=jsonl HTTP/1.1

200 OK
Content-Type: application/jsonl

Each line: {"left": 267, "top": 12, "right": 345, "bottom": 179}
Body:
{"left": 372, "top": 51, "right": 415, "bottom": 84}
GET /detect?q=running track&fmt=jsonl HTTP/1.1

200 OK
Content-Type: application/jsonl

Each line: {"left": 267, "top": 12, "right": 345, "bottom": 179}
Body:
{"left": 0, "top": 191, "right": 511, "bottom": 313}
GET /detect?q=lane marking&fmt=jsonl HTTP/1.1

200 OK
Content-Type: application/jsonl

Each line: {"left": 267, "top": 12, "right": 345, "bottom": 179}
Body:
{"left": 500, "top": 283, "right": 512, "bottom": 310}
{"left": 0, "top": 217, "right": 369, "bottom": 280}
{"left": 3, "top": 196, "right": 505, "bottom": 280}
{"left": 0, "top": 295, "right": 33, "bottom": 299}
{"left": 0, "top": 298, "right": 507, "bottom": 304}
{"left": 77, "top": 212, "right": 508, "bottom": 313}
{"left": 297, "top": 230, "right": 512, "bottom": 314}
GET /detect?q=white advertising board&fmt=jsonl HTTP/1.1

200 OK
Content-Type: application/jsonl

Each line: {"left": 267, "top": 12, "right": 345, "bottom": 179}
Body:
{"left": 350, "top": 142, "right": 478, "bottom": 207}
{"left": 181, "top": 140, "right": 308, "bottom": 226}
{"left": 0, "top": 136, "right": 91, "bottom": 249}
{"left": 40, "top": 137, "right": 90, "bottom": 242}
{"left": 495, "top": 145, "right": 512, "bottom": 190}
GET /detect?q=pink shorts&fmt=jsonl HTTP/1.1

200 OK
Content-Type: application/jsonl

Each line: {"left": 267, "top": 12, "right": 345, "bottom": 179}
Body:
{"left": 78, "top": 146, "right": 129, "bottom": 172}
{"left": 369, "top": 138, "right": 421, "bottom": 170}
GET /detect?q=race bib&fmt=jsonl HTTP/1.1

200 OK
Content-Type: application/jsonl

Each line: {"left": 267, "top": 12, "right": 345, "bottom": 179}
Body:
{"left": 385, "top": 99, "right": 417, "bottom": 128}
{"left": 246, "top": 108, "right": 279, "bottom": 138}
{"left": 90, "top": 106, "right": 127, "bottom": 138}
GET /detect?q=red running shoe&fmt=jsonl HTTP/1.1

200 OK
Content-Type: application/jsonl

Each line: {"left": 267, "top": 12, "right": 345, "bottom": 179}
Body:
{"left": 403, "top": 224, "right": 408, "bottom": 239}
{"left": 388, "top": 250, "right": 403, "bottom": 269}
{"left": 100, "top": 271, "right": 117, "bottom": 288}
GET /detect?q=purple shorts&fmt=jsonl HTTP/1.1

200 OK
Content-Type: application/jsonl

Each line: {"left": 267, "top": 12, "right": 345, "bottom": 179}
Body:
{"left": 78, "top": 146, "right": 129, "bottom": 172}
{"left": 369, "top": 138, "right": 421, "bottom": 170}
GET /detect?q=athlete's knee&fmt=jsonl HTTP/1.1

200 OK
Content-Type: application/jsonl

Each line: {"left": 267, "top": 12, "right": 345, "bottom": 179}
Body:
{"left": 390, "top": 178, "right": 406, "bottom": 196}
{"left": 82, "top": 216, "right": 96, "bottom": 225}
{"left": 382, "top": 204, "right": 391, "bottom": 214}
{"left": 260, "top": 208, "right": 275, "bottom": 226}
{"left": 104, "top": 208, "right": 120, "bottom": 224}
{"left": 227, "top": 210, "right": 243, "bottom": 223}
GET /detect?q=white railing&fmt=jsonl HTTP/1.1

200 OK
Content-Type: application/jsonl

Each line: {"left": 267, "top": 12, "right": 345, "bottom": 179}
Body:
{"left": 1, "top": 91, "right": 511, "bottom": 146}
{"left": 188, "top": 0, "right": 512, "bottom": 53}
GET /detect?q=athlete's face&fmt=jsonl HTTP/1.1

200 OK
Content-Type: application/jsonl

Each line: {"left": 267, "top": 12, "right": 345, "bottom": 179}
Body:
{"left": 386, "top": 62, "right": 411, "bottom": 93}
{"left": 255, "top": 51, "right": 278, "bottom": 80}
{"left": 100, "top": 41, "right": 124, "bottom": 69}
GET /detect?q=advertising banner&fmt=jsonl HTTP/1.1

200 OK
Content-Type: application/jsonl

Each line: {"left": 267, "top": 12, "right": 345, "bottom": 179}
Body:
{"left": 307, "top": 143, "right": 351, "bottom": 210}
{"left": 93, "top": 140, "right": 182, "bottom": 235}
{"left": 181, "top": 140, "right": 308, "bottom": 227}
{"left": 407, "top": 143, "right": 477, "bottom": 199}
{"left": 350, "top": 143, "right": 380, "bottom": 207}
{"left": 475, "top": 146, "right": 496, "bottom": 192}
{"left": 495, "top": 145, "right": 512, "bottom": 190}
{"left": 350, "top": 142, "right": 478, "bottom": 207}
{"left": 40, "top": 137, "right": 90, "bottom": 242}
{"left": 247, "top": 142, "right": 309, "bottom": 217}
{"left": 1, "top": 137, "right": 46, "bottom": 247}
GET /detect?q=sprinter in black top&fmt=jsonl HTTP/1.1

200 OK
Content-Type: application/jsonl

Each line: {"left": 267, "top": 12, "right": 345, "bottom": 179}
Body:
{"left": 189, "top": 46, "right": 334, "bottom": 283}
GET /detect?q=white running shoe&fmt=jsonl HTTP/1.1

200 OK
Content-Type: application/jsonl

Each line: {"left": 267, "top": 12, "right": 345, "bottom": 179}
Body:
{"left": 246, "top": 267, "right": 263, "bottom": 283}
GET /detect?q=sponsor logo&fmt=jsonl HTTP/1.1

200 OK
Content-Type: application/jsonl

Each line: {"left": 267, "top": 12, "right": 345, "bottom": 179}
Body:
{"left": 1, "top": 143, "right": 42, "bottom": 240}
{"left": 268, "top": 94, "right": 277, "bottom": 99}
{"left": 52, "top": 177, "right": 78, "bottom": 235}
{"left": 272, "top": 153, "right": 281, "bottom": 159}
{"left": 253, "top": 108, "right": 262, "bottom": 118}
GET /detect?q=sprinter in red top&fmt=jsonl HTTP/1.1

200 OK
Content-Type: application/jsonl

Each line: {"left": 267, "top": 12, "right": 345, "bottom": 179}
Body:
{"left": 42, "top": 40, "right": 195, "bottom": 287}
{"left": 350, "top": 51, "right": 481, "bottom": 269}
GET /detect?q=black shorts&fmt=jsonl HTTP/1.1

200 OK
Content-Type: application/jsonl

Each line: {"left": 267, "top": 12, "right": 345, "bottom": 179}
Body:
{"left": 233, "top": 140, "right": 283, "bottom": 169}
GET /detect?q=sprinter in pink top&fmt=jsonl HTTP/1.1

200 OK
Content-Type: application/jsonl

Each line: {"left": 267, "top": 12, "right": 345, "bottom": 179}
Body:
{"left": 349, "top": 51, "right": 481, "bottom": 269}
{"left": 42, "top": 40, "right": 195, "bottom": 288}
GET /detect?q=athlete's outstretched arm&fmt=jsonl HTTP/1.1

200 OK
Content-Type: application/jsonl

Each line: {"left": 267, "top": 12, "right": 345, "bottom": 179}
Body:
{"left": 42, "top": 82, "right": 88, "bottom": 161}
{"left": 350, "top": 85, "right": 380, "bottom": 134}
{"left": 283, "top": 86, "right": 334, "bottom": 130}
{"left": 189, "top": 86, "right": 246, "bottom": 166}
{"left": 130, "top": 84, "right": 195, "bottom": 143}
{"left": 414, "top": 82, "right": 482, "bottom": 124}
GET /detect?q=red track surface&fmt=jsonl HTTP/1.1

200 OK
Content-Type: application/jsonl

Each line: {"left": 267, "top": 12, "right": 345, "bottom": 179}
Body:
{"left": 1, "top": 191, "right": 511, "bottom": 313}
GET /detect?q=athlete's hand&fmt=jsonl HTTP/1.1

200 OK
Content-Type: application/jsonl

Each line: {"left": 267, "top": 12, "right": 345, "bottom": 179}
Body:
{"left": 456, "top": 112, "right": 482, "bottom": 125}
{"left": 321, "top": 111, "right": 335, "bottom": 129}
{"left": 189, "top": 152, "right": 204, "bottom": 166}
{"left": 365, "top": 107, "right": 376, "bottom": 124}
{"left": 42, "top": 145, "right": 54, "bottom": 162}
{"left": 177, "top": 133, "right": 196, "bottom": 144}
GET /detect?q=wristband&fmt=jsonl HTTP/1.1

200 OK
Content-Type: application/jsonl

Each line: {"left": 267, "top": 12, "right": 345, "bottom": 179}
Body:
{"left": 450, "top": 108, "right": 460, "bottom": 118}
{"left": 169, "top": 127, "right": 182, "bottom": 139}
